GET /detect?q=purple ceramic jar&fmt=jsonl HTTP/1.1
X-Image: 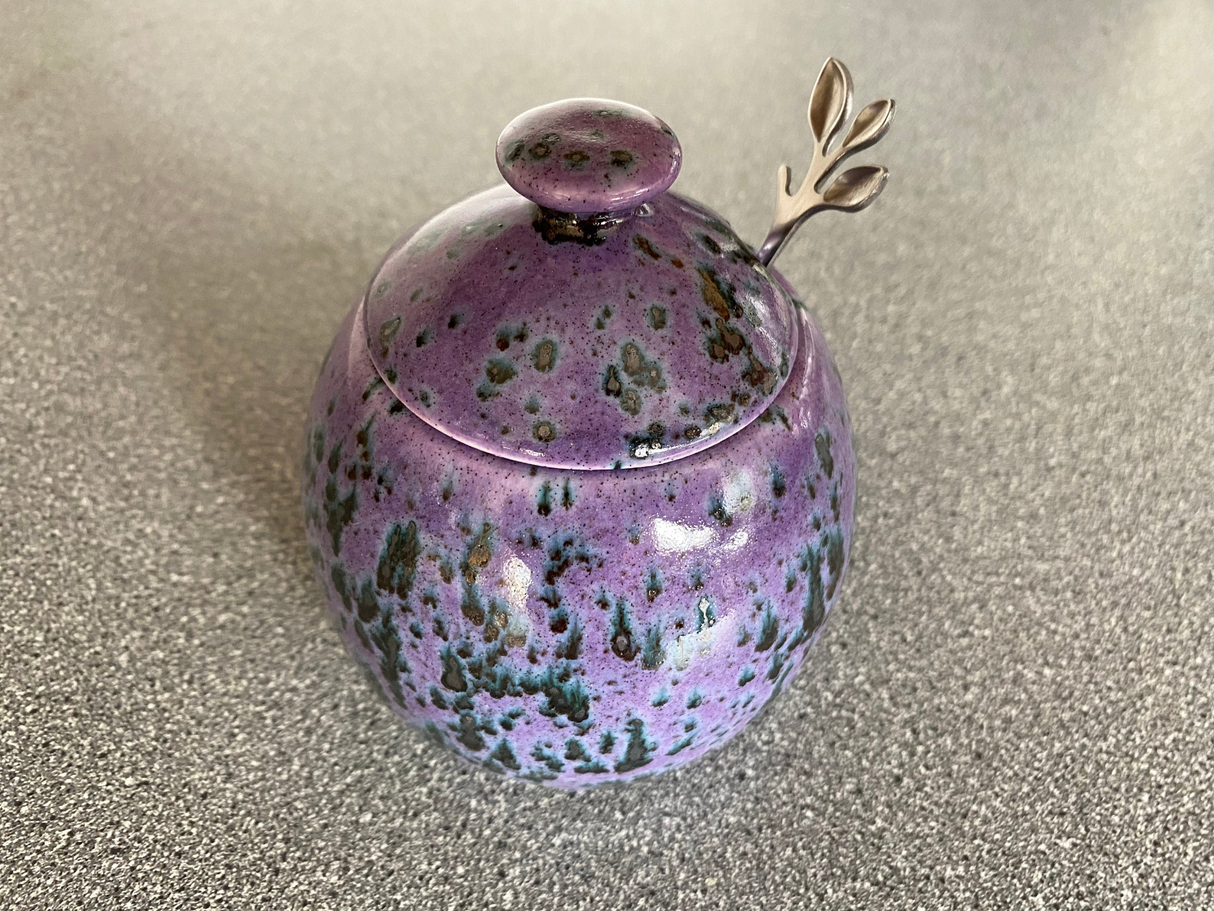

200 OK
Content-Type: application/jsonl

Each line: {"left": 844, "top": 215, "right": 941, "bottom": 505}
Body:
{"left": 303, "top": 73, "right": 891, "bottom": 787}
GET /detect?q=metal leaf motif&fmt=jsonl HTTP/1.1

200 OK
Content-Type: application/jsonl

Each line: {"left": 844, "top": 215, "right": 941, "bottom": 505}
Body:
{"left": 841, "top": 99, "right": 895, "bottom": 155}
{"left": 823, "top": 165, "right": 887, "bottom": 210}
{"left": 808, "top": 57, "right": 853, "bottom": 146}
{"left": 758, "top": 58, "right": 893, "bottom": 265}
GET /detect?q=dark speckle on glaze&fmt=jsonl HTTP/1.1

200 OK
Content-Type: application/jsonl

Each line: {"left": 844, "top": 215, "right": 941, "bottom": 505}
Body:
{"left": 484, "top": 358, "right": 517, "bottom": 386}
{"left": 619, "top": 389, "right": 642, "bottom": 417}
{"left": 610, "top": 150, "right": 634, "bottom": 168}
{"left": 531, "top": 338, "right": 558, "bottom": 373}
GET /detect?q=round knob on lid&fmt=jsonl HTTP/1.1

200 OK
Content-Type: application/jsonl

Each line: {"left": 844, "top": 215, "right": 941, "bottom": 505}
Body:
{"left": 495, "top": 99, "right": 681, "bottom": 215}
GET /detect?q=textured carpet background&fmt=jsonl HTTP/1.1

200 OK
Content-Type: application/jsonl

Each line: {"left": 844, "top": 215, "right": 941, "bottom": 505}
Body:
{"left": 2, "top": 1, "right": 1212, "bottom": 908}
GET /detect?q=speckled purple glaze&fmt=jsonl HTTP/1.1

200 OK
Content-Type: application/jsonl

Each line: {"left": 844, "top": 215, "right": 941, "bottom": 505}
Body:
{"left": 366, "top": 186, "right": 797, "bottom": 469}
{"left": 302, "top": 103, "right": 857, "bottom": 788}
{"left": 496, "top": 99, "right": 681, "bottom": 215}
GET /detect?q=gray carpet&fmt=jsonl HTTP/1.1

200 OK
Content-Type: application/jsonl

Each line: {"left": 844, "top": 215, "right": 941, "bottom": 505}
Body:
{"left": 2, "top": 2, "right": 1212, "bottom": 908}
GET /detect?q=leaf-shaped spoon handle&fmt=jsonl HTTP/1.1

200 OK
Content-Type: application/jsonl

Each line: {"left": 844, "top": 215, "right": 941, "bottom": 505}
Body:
{"left": 756, "top": 58, "right": 895, "bottom": 266}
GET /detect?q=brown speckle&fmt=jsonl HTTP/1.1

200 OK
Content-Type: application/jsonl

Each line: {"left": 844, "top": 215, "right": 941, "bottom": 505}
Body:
{"left": 532, "top": 339, "right": 557, "bottom": 373}
{"left": 620, "top": 389, "right": 641, "bottom": 415}
{"left": 714, "top": 319, "right": 745, "bottom": 357}
{"left": 620, "top": 341, "right": 666, "bottom": 392}
{"left": 741, "top": 353, "right": 774, "bottom": 393}
{"left": 603, "top": 365, "right": 623, "bottom": 397}
{"left": 464, "top": 524, "right": 493, "bottom": 583}
{"left": 503, "top": 139, "right": 525, "bottom": 162}
{"left": 634, "top": 235, "right": 661, "bottom": 259}
{"left": 485, "top": 359, "right": 517, "bottom": 385}
{"left": 622, "top": 344, "right": 640, "bottom": 374}
{"left": 533, "top": 421, "right": 557, "bottom": 443}
{"left": 378, "top": 316, "right": 401, "bottom": 354}
{"left": 699, "top": 268, "right": 731, "bottom": 319}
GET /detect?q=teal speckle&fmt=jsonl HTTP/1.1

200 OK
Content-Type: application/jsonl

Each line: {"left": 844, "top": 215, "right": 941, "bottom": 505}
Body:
{"left": 641, "top": 624, "right": 665, "bottom": 670}
{"left": 488, "top": 739, "right": 520, "bottom": 771}
{"left": 756, "top": 605, "right": 779, "bottom": 651}
{"left": 614, "top": 718, "right": 656, "bottom": 774}
{"left": 322, "top": 472, "right": 357, "bottom": 557}
{"left": 376, "top": 520, "right": 420, "bottom": 599}
{"left": 531, "top": 743, "right": 564, "bottom": 774}
{"left": 610, "top": 598, "right": 639, "bottom": 661}
{"left": 814, "top": 428, "right": 834, "bottom": 478}
{"left": 564, "top": 738, "right": 591, "bottom": 761}
{"left": 771, "top": 464, "right": 786, "bottom": 499}
{"left": 666, "top": 734, "right": 695, "bottom": 756}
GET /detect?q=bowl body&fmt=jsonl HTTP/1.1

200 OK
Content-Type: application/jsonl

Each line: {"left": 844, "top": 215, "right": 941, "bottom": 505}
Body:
{"left": 301, "top": 199, "right": 855, "bottom": 788}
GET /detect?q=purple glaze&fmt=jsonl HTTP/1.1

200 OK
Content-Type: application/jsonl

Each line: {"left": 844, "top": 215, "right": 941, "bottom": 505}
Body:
{"left": 303, "top": 280, "right": 853, "bottom": 788}
{"left": 496, "top": 99, "right": 681, "bottom": 215}
{"left": 302, "top": 102, "right": 857, "bottom": 789}
{"left": 365, "top": 186, "right": 797, "bottom": 470}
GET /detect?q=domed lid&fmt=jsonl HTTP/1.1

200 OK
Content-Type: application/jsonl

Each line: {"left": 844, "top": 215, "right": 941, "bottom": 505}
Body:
{"left": 362, "top": 102, "right": 798, "bottom": 471}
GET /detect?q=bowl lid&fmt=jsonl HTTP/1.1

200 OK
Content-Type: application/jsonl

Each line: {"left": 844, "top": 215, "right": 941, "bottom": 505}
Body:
{"left": 362, "top": 104, "right": 797, "bottom": 471}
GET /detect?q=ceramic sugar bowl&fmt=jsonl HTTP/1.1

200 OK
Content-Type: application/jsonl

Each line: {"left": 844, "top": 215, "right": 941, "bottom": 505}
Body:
{"left": 302, "top": 59, "right": 894, "bottom": 787}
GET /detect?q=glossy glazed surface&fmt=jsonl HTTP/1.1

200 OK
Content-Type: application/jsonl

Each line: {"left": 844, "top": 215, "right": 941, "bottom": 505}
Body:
{"left": 496, "top": 99, "right": 681, "bottom": 214}
{"left": 303, "top": 265, "right": 854, "bottom": 787}
{"left": 364, "top": 187, "right": 798, "bottom": 470}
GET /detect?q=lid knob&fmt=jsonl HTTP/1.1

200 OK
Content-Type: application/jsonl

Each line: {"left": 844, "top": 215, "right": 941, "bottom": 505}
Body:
{"left": 495, "top": 99, "right": 681, "bottom": 216}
